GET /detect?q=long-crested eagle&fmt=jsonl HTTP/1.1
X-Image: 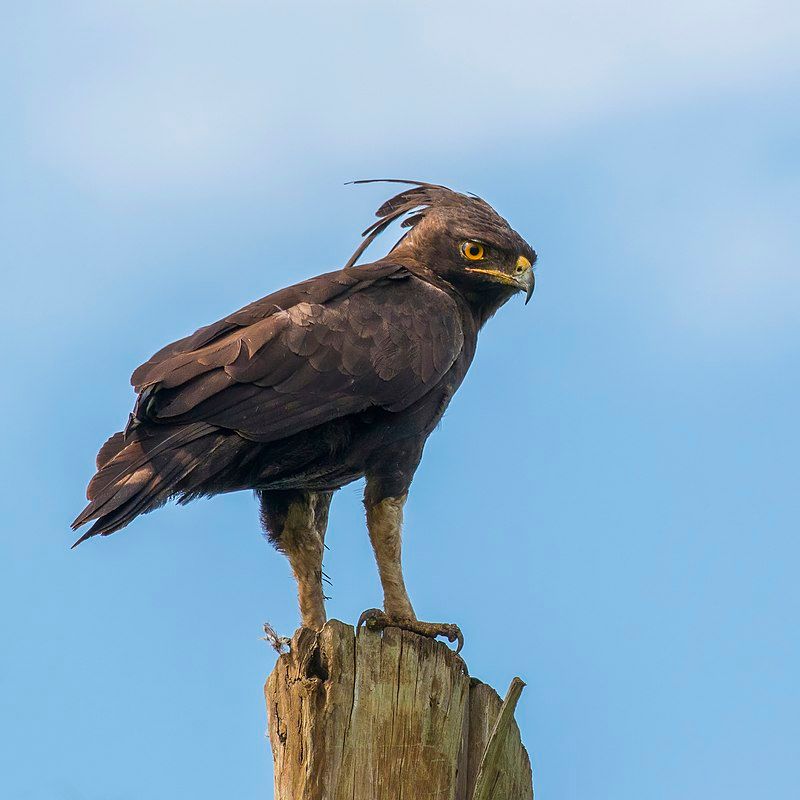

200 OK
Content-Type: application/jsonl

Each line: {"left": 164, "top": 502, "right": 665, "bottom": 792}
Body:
{"left": 72, "top": 181, "right": 536, "bottom": 650}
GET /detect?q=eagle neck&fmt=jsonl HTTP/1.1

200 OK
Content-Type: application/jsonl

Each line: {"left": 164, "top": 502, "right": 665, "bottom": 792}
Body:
{"left": 389, "top": 257, "right": 511, "bottom": 330}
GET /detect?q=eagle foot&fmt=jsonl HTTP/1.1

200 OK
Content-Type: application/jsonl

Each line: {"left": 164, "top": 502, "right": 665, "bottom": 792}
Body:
{"left": 356, "top": 608, "right": 464, "bottom": 653}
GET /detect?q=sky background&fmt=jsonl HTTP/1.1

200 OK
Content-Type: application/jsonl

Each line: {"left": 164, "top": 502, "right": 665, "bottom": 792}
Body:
{"left": 1, "top": 2, "right": 798, "bottom": 798}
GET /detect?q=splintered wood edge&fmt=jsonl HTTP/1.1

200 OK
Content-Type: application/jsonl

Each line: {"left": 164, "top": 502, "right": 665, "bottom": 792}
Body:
{"left": 470, "top": 676, "right": 526, "bottom": 800}
{"left": 265, "top": 623, "right": 531, "bottom": 800}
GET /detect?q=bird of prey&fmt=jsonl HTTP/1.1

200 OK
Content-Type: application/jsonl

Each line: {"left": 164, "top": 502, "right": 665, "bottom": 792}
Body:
{"left": 72, "top": 180, "right": 536, "bottom": 650}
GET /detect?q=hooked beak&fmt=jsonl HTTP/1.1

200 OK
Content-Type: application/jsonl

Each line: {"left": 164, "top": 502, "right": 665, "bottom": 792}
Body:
{"left": 464, "top": 254, "right": 535, "bottom": 304}
{"left": 515, "top": 255, "right": 535, "bottom": 304}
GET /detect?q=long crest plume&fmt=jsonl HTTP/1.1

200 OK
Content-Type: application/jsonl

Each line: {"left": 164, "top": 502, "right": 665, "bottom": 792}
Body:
{"left": 343, "top": 179, "right": 497, "bottom": 268}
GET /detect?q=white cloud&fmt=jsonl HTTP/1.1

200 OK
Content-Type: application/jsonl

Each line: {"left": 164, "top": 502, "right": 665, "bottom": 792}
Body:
{"left": 14, "top": 0, "right": 800, "bottom": 192}
{"left": 7, "top": 1, "right": 798, "bottom": 344}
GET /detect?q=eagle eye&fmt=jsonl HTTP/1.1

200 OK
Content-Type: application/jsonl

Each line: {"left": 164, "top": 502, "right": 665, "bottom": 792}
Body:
{"left": 461, "top": 241, "right": 485, "bottom": 261}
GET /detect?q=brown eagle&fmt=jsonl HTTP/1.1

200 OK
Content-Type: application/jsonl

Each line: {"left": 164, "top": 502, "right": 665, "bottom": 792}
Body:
{"left": 72, "top": 180, "right": 536, "bottom": 650}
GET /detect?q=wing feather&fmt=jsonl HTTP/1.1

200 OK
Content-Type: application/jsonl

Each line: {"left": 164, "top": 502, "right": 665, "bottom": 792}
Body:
{"left": 128, "top": 264, "right": 464, "bottom": 443}
{"left": 131, "top": 262, "right": 404, "bottom": 391}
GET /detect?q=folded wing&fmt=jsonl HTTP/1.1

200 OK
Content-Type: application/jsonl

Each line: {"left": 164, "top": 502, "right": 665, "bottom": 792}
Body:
{"left": 130, "top": 266, "right": 465, "bottom": 443}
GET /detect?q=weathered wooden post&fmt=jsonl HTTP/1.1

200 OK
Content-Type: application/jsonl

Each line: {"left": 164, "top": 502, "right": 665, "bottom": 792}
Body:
{"left": 265, "top": 620, "right": 533, "bottom": 799}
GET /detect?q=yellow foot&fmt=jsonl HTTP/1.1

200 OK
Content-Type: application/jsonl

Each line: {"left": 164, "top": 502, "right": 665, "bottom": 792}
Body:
{"left": 357, "top": 608, "right": 464, "bottom": 653}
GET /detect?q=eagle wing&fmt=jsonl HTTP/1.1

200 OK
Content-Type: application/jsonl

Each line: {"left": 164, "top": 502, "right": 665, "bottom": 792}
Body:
{"left": 131, "top": 261, "right": 403, "bottom": 387}
{"left": 129, "top": 264, "right": 465, "bottom": 443}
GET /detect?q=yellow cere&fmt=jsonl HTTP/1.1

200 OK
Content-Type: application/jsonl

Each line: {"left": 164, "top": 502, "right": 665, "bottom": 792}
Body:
{"left": 515, "top": 255, "right": 531, "bottom": 273}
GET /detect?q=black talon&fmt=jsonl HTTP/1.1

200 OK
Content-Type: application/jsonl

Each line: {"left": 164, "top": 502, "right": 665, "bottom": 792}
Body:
{"left": 357, "top": 608, "right": 385, "bottom": 632}
{"left": 438, "top": 624, "right": 464, "bottom": 653}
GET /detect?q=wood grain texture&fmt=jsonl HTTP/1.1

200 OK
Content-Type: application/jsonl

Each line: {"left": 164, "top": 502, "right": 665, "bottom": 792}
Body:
{"left": 470, "top": 678, "right": 532, "bottom": 800}
{"left": 265, "top": 620, "right": 533, "bottom": 800}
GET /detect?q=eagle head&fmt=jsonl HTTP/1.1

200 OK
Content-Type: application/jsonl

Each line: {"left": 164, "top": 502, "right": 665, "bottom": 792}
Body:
{"left": 348, "top": 180, "right": 537, "bottom": 306}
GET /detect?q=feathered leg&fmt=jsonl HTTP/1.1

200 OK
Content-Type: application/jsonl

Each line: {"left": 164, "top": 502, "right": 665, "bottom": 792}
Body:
{"left": 259, "top": 490, "right": 333, "bottom": 630}
{"left": 358, "top": 483, "right": 463, "bottom": 652}
{"left": 364, "top": 493, "right": 416, "bottom": 620}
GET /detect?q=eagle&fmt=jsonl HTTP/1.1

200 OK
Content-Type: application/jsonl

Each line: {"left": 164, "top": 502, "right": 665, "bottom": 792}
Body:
{"left": 72, "top": 180, "right": 536, "bottom": 651}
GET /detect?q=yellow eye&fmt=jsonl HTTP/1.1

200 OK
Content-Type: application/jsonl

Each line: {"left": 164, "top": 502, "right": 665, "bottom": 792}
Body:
{"left": 461, "top": 241, "right": 485, "bottom": 261}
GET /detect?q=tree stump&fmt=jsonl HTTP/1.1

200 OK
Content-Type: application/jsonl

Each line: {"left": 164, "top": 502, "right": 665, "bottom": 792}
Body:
{"left": 265, "top": 619, "right": 533, "bottom": 800}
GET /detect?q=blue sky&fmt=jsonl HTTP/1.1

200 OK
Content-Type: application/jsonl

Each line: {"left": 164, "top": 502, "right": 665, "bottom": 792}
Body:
{"left": 1, "top": 2, "right": 798, "bottom": 798}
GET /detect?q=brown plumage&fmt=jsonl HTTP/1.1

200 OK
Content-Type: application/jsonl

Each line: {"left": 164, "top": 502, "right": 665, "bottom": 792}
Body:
{"left": 72, "top": 180, "right": 536, "bottom": 647}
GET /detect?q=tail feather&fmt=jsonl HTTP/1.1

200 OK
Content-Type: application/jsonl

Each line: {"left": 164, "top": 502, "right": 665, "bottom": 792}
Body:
{"left": 96, "top": 431, "right": 126, "bottom": 470}
{"left": 71, "top": 469, "right": 166, "bottom": 546}
{"left": 85, "top": 422, "right": 213, "bottom": 502}
{"left": 71, "top": 422, "right": 244, "bottom": 546}
{"left": 175, "top": 434, "right": 251, "bottom": 503}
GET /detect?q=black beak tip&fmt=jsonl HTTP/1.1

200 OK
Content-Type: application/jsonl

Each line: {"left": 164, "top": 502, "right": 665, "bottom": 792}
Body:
{"left": 521, "top": 270, "right": 535, "bottom": 305}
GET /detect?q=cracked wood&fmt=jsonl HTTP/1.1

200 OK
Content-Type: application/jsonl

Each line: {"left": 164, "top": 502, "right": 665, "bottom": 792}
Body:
{"left": 265, "top": 620, "right": 533, "bottom": 800}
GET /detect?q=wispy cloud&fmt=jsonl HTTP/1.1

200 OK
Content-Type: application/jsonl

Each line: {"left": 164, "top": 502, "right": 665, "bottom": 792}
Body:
{"left": 13, "top": 1, "right": 800, "bottom": 192}
{"left": 5, "top": 1, "right": 798, "bottom": 345}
